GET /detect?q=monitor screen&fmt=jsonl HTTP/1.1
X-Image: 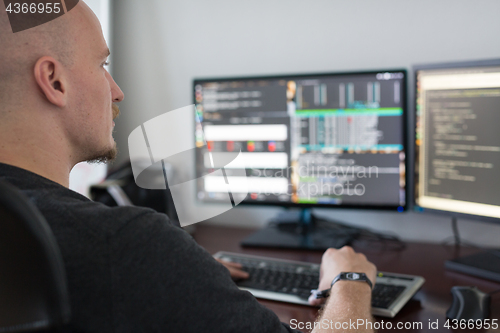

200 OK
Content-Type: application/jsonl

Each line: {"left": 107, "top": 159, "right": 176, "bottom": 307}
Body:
{"left": 415, "top": 60, "right": 500, "bottom": 219}
{"left": 194, "top": 70, "right": 407, "bottom": 209}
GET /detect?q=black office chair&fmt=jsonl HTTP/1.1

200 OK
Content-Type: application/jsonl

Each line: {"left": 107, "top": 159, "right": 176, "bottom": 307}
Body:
{"left": 0, "top": 179, "right": 71, "bottom": 332}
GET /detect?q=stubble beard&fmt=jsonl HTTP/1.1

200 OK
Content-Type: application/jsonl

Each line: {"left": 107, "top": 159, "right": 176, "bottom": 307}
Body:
{"left": 86, "top": 143, "right": 118, "bottom": 164}
{"left": 86, "top": 103, "right": 120, "bottom": 164}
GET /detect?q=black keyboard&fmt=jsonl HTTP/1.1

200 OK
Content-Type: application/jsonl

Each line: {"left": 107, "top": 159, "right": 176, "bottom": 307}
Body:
{"left": 237, "top": 259, "right": 319, "bottom": 300}
{"left": 215, "top": 252, "right": 425, "bottom": 317}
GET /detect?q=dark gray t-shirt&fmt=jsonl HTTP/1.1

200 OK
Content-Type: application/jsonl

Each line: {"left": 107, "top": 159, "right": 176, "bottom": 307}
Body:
{"left": 0, "top": 163, "right": 299, "bottom": 333}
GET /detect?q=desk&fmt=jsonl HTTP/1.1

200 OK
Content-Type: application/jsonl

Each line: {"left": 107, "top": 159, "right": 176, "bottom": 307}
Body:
{"left": 193, "top": 224, "right": 500, "bottom": 332}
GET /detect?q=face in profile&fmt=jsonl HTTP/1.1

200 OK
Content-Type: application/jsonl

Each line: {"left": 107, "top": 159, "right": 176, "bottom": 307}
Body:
{"left": 65, "top": 3, "right": 124, "bottom": 164}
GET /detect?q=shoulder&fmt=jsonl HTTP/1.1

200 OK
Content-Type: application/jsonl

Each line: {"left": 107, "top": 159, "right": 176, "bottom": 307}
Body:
{"left": 22, "top": 181, "right": 175, "bottom": 238}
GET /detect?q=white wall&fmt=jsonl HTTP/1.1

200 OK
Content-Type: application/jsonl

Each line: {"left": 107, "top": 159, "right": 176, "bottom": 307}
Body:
{"left": 111, "top": 0, "right": 500, "bottom": 246}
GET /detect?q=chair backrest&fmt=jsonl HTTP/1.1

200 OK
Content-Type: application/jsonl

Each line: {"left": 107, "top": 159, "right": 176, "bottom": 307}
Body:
{"left": 0, "top": 179, "right": 71, "bottom": 332}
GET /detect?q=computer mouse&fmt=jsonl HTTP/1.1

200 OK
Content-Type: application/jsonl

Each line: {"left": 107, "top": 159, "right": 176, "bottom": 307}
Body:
{"left": 446, "top": 286, "right": 490, "bottom": 320}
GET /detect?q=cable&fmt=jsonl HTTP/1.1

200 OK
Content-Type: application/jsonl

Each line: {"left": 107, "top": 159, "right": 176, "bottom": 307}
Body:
{"left": 441, "top": 236, "right": 483, "bottom": 249}
{"left": 442, "top": 218, "right": 500, "bottom": 260}
{"left": 451, "top": 216, "right": 460, "bottom": 247}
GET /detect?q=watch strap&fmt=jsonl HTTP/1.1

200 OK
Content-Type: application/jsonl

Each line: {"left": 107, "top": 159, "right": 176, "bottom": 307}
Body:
{"left": 331, "top": 272, "right": 373, "bottom": 290}
{"left": 311, "top": 272, "right": 373, "bottom": 300}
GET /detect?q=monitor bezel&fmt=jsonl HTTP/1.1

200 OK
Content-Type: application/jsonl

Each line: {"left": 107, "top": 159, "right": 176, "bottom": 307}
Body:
{"left": 193, "top": 69, "right": 409, "bottom": 212}
{"left": 413, "top": 58, "right": 500, "bottom": 224}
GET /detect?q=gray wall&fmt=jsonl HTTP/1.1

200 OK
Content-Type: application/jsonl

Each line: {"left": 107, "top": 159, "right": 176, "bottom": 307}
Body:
{"left": 111, "top": 0, "right": 500, "bottom": 246}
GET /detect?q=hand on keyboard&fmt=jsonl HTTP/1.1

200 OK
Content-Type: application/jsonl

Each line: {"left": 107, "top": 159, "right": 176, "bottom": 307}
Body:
{"left": 215, "top": 258, "right": 250, "bottom": 280}
{"left": 309, "top": 246, "right": 377, "bottom": 306}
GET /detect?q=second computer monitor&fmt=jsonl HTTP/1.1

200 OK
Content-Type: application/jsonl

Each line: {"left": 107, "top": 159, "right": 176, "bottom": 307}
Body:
{"left": 194, "top": 70, "right": 407, "bottom": 210}
{"left": 415, "top": 59, "right": 500, "bottom": 221}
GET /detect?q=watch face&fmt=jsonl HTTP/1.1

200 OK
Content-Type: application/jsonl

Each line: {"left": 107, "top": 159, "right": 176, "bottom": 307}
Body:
{"left": 346, "top": 273, "right": 361, "bottom": 280}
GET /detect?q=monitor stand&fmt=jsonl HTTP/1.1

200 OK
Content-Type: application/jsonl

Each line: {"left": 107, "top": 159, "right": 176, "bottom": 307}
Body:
{"left": 445, "top": 250, "right": 500, "bottom": 283}
{"left": 240, "top": 209, "right": 359, "bottom": 251}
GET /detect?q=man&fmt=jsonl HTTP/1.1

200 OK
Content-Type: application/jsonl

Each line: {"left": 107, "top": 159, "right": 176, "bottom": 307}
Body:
{"left": 0, "top": 2, "right": 376, "bottom": 332}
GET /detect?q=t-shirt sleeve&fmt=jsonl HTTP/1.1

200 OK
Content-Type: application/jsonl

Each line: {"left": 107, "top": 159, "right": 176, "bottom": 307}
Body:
{"left": 108, "top": 211, "right": 302, "bottom": 333}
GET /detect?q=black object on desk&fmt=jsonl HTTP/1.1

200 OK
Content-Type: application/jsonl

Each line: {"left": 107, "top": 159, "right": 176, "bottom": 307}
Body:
{"left": 445, "top": 250, "right": 500, "bottom": 283}
{"left": 446, "top": 286, "right": 490, "bottom": 320}
{"left": 241, "top": 209, "right": 359, "bottom": 251}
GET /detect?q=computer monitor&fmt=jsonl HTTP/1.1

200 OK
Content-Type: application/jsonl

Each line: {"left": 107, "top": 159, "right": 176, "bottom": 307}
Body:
{"left": 414, "top": 58, "right": 500, "bottom": 282}
{"left": 194, "top": 70, "right": 407, "bottom": 250}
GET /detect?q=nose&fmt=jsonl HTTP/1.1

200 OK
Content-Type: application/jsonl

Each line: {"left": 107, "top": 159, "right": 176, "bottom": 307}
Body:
{"left": 106, "top": 71, "right": 125, "bottom": 103}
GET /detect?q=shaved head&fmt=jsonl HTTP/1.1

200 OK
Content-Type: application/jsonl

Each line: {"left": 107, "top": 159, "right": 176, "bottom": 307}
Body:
{"left": 0, "top": 4, "right": 77, "bottom": 109}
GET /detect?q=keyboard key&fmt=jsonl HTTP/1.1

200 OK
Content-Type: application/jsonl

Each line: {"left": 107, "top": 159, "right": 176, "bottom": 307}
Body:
{"left": 371, "top": 284, "right": 405, "bottom": 309}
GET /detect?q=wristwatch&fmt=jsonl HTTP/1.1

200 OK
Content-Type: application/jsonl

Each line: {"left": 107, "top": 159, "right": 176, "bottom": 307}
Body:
{"left": 331, "top": 272, "right": 373, "bottom": 290}
{"left": 311, "top": 272, "right": 373, "bottom": 299}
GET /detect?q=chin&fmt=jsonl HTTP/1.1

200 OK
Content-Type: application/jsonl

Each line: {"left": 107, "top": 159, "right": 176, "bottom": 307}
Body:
{"left": 85, "top": 143, "right": 118, "bottom": 164}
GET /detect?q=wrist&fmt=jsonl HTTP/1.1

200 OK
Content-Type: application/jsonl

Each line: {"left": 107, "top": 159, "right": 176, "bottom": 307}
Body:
{"left": 322, "top": 281, "right": 373, "bottom": 321}
{"left": 332, "top": 280, "right": 372, "bottom": 293}
{"left": 329, "top": 281, "right": 372, "bottom": 305}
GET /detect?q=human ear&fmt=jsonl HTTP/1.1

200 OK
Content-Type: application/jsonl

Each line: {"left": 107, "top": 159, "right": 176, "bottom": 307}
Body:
{"left": 33, "top": 56, "right": 67, "bottom": 108}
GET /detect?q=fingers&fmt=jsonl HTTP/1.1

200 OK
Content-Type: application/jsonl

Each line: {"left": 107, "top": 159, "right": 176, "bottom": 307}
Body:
{"left": 339, "top": 245, "right": 354, "bottom": 252}
{"left": 216, "top": 259, "right": 243, "bottom": 268}
{"left": 308, "top": 294, "right": 325, "bottom": 306}
{"left": 215, "top": 258, "right": 250, "bottom": 280}
{"left": 227, "top": 266, "right": 250, "bottom": 279}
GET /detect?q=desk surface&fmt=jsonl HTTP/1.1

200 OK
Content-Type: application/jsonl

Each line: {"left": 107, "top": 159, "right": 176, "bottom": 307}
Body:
{"left": 193, "top": 224, "right": 500, "bottom": 332}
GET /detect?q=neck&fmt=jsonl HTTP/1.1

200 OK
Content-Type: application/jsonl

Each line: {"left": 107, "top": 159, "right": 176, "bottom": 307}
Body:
{"left": 0, "top": 113, "right": 75, "bottom": 187}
